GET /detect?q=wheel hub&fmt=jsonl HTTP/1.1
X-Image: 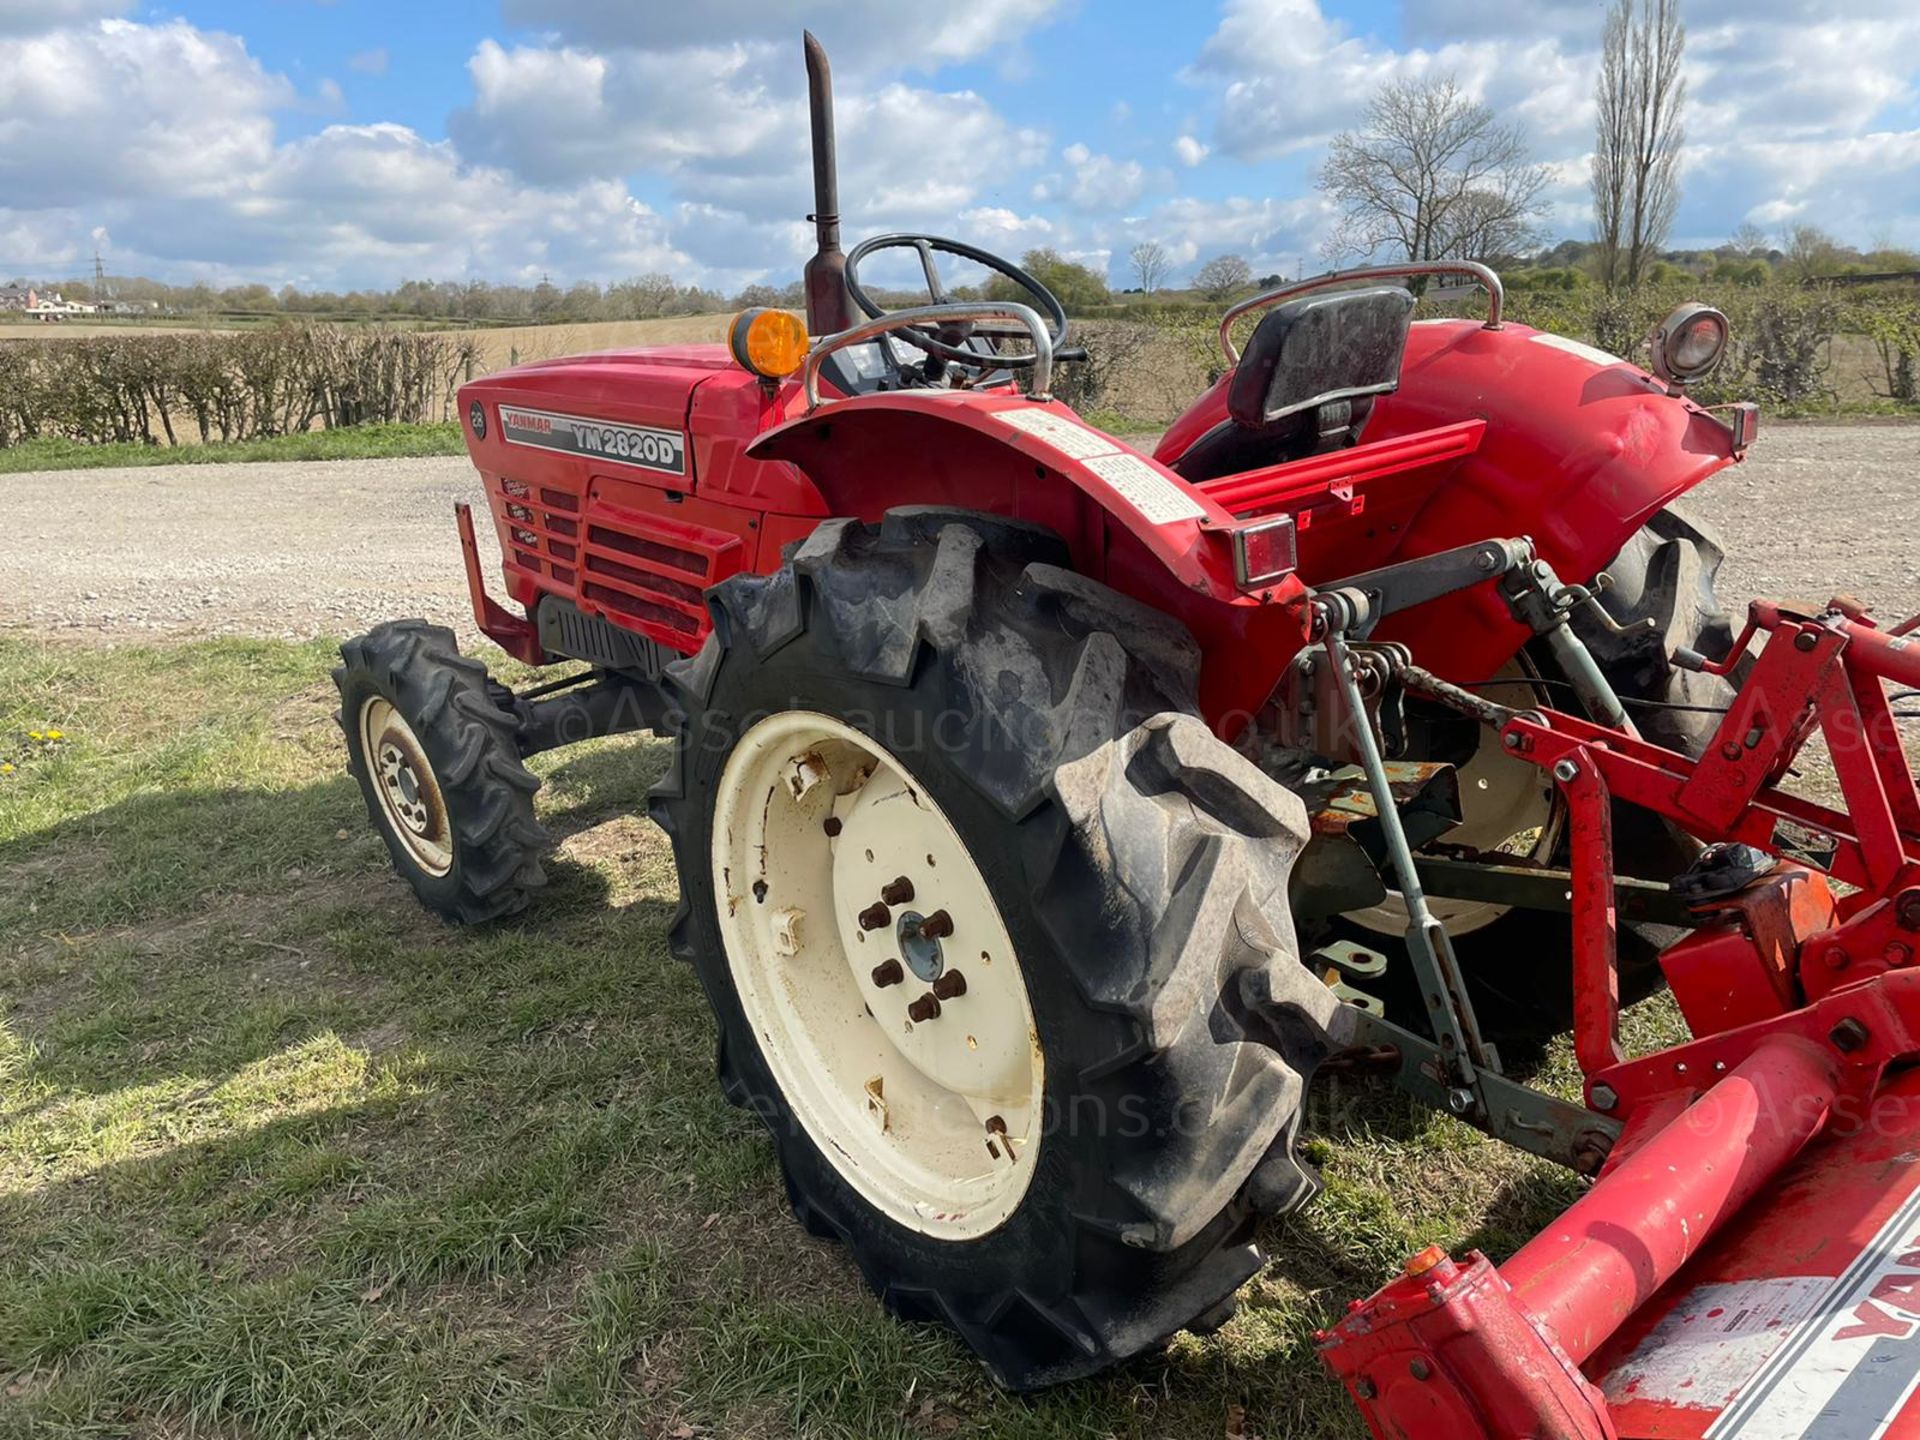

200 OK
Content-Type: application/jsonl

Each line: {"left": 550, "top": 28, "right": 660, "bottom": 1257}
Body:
{"left": 711, "top": 711, "right": 1043, "bottom": 1239}
{"left": 360, "top": 697, "right": 453, "bottom": 877}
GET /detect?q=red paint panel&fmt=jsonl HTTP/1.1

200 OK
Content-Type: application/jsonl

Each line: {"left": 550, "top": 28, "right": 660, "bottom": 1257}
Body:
{"left": 1592, "top": 1069, "right": 1920, "bottom": 1439}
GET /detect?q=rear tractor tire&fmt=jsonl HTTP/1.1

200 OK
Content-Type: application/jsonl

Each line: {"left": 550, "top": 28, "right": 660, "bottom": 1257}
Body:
{"left": 650, "top": 509, "right": 1351, "bottom": 1388}
{"left": 334, "top": 620, "right": 550, "bottom": 924}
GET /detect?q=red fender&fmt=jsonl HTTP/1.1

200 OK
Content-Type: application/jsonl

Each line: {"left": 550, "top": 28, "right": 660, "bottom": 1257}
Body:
{"left": 748, "top": 391, "right": 1312, "bottom": 732}
{"left": 1156, "top": 319, "right": 1744, "bottom": 682}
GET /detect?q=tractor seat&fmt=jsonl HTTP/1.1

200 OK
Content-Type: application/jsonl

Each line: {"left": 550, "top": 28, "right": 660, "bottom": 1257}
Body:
{"left": 1171, "top": 286, "right": 1418, "bottom": 484}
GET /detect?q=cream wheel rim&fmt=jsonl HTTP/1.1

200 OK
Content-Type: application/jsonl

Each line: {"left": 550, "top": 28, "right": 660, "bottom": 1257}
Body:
{"left": 1347, "top": 661, "right": 1559, "bottom": 937}
{"left": 359, "top": 696, "right": 454, "bottom": 878}
{"left": 711, "top": 711, "right": 1043, "bottom": 1240}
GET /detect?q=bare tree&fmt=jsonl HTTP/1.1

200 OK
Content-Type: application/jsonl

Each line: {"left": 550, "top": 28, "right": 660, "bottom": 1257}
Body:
{"left": 1780, "top": 224, "right": 1842, "bottom": 281}
{"left": 1319, "top": 76, "right": 1548, "bottom": 267}
{"left": 1729, "top": 221, "right": 1769, "bottom": 258}
{"left": 1193, "top": 253, "right": 1253, "bottom": 300}
{"left": 1590, "top": 0, "right": 1686, "bottom": 290}
{"left": 1129, "top": 240, "right": 1172, "bottom": 293}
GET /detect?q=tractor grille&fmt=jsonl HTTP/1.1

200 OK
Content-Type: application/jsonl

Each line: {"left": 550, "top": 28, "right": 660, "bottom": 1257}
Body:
{"left": 495, "top": 479, "right": 583, "bottom": 586}
{"left": 489, "top": 475, "right": 745, "bottom": 650}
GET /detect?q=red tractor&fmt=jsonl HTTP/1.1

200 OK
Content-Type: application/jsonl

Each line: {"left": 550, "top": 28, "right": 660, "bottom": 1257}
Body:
{"left": 339, "top": 35, "right": 1920, "bottom": 1437}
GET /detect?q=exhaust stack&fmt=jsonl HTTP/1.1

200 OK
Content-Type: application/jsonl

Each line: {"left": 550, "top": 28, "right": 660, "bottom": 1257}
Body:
{"left": 802, "top": 31, "right": 856, "bottom": 336}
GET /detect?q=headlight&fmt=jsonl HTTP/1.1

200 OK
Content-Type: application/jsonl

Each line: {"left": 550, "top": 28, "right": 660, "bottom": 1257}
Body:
{"left": 1649, "top": 302, "right": 1729, "bottom": 387}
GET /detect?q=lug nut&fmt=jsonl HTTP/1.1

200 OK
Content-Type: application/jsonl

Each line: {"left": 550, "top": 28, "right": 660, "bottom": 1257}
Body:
{"left": 823, "top": 816, "right": 843, "bottom": 837}
{"left": 931, "top": 970, "right": 967, "bottom": 1001}
{"left": 920, "top": 909, "right": 954, "bottom": 939}
{"left": 1897, "top": 889, "right": 1920, "bottom": 932}
{"left": 857, "top": 902, "right": 891, "bottom": 932}
{"left": 871, "top": 959, "right": 904, "bottom": 988}
{"left": 907, "top": 993, "right": 942, "bottom": 1023}
{"left": 880, "top": 876, "right": 915, "bottom": 906}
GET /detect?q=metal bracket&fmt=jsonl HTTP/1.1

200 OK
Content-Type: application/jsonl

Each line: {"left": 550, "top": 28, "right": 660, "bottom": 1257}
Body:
{"left": 1499, "top": 557, "right": 1639, "bottom": 732}
{"left": 1317, "top": 538, "right": 1534, "bottom": 640}
{"left": 1345, "top": 1009, "right": 1618, "bottom": 1174}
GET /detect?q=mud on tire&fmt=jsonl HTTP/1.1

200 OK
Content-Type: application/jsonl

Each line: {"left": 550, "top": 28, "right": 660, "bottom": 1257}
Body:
{"left": 334, "top": 620, "right": 549, "bottom": 924}
{"left": 649, "top": 509, "right": 1350, "bottom": 1388}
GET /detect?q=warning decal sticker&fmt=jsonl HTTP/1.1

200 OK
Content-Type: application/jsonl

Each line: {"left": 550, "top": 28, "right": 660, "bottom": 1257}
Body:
{"left": 499, "top": 404, "right": 687, "bottom": 477}
{"left": 993, "top": 407, "right": 1206, "bottom": 527}
{"left": 994, "top": 405, "right": 1123, "bottom": 460}
{"left": 1082, "top": 452, "right": 1207, "bottom": 526}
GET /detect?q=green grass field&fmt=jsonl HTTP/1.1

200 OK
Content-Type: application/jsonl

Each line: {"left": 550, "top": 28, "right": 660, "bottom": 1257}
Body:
{"left": 0, "top": 636, "right": 1668, "bottom": 1439}
{"left": 0, "top": 424, "right": 466, "bottom": 474}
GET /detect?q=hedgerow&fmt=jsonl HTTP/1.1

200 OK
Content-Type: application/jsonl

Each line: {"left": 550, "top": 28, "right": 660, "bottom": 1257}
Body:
{"left": 0, "top": 325, "right": 480, "bottom": 448}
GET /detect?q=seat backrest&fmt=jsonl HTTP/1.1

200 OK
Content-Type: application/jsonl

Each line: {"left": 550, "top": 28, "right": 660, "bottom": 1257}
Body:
{"left": 1227, "top": 285, "right": 1417, "bottom": 432}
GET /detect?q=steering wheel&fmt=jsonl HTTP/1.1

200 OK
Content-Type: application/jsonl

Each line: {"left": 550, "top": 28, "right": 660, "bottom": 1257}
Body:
{"left": 843, "top": 233, "right": 1070, "bottom": 369}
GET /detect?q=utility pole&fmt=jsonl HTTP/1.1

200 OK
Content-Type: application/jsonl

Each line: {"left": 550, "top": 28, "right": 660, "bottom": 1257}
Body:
{"left": 93, "top": 247, "right": 109, "bottom": 303}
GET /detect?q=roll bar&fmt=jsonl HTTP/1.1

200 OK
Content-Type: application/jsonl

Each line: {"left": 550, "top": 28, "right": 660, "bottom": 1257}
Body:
{"left": 801, "top": 302, "right": 1055, "bottom": 410}
{"left": 1218, "top": 261, "right": 1505, "bottom": 365}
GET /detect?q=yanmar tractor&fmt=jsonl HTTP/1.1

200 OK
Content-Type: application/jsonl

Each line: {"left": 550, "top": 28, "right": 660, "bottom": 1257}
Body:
{"left": 338, "top": 34, "right": 1920, "bottom": 1437}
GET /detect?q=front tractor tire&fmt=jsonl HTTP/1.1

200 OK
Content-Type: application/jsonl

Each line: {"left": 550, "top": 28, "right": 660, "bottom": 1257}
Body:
{"left": 334, "top": 620, "right": 550, "bottom": 924}
{"left": 650, "top": 510, "right": 1349, "bottom": 1389}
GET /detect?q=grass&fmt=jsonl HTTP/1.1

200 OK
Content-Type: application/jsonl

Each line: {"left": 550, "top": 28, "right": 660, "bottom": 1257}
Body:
{"left": 0, "top": 423, "right": 466, "bottom": 474}
{"left": 0, "top": 635, "right": 1662, "bottom": 1439}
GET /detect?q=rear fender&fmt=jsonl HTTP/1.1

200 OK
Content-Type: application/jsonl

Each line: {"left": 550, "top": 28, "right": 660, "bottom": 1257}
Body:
{"left": 1156, "top": 319, "right": 1743, "bottom": 682}
{"left": 747, "top": 392, "right": 1311, "bottom": 732}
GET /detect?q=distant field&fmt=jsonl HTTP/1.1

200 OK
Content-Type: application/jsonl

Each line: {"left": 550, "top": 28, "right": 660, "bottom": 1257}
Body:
{"left": 429, "top": 315, "right": 735, "bottom": 372}
{"left": 0, "top": 321, "right": 241, "bottom": 341}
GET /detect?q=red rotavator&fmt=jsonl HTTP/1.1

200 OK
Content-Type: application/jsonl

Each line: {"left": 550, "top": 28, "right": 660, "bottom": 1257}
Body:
{"left": 337, "top": 31, "right": 1920, "bottom": 1436}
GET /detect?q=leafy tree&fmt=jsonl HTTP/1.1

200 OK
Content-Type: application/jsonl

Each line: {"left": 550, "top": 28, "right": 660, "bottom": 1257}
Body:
{"left": 985, "top": 248, "right": 1109, "bottom": 314}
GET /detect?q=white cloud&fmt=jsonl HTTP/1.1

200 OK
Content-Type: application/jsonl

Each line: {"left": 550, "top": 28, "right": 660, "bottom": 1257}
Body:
{"left": 1041, "top": 142, "right": 1149, "bottom": 211}
{"left": 0, "top": 0, "right": 127, "bottom": 35}
{"left": 0, "top": 20, "right": 290, "bottom": 205}
{"left": 1185, "top": 0, "right": 1920, "bottom": 252}
{"left": 4, "top": 3, "right": 1916, "bottom": 292}
{"left": 497, "top": 0, "right": 1063, "bottom": 69}
{"left": 0, "top": 13, "right": 1049, "bottom": 293}
{"left": 449, "top": 33, "right": 1048, "bottom": 272}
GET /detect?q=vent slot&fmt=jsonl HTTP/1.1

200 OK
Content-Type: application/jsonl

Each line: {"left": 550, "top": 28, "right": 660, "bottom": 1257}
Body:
{"left": 584, "top": 582, "right": 699, "bottom": 635}
{"left": 585, "top": 553, "right": 703, "bottom": 605}
{"left": 587, "top": 525, "right": 709, "bottom": 577}
{"left": 540, "top": 487, "right": 579, "bottom": 512}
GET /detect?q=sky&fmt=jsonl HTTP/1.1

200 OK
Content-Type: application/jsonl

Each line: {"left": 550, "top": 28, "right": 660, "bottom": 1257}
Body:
{"left": 3, "top": 0, "right": 1918, "bottom": 294}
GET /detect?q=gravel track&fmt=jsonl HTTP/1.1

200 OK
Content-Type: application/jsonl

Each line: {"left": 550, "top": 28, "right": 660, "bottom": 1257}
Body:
{"left": 4, "top": 424, "right": 1915, "bottom": 646}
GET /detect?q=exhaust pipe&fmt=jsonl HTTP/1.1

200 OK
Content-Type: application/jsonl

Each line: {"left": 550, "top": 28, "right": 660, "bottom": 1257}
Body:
{"left": 802, "top": 31, "right": 856, "bottom": 336}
